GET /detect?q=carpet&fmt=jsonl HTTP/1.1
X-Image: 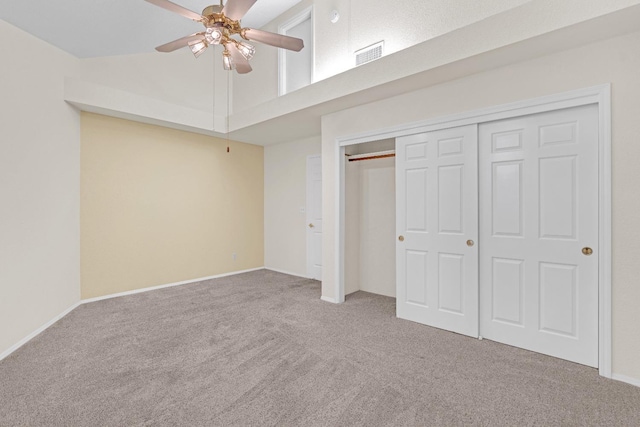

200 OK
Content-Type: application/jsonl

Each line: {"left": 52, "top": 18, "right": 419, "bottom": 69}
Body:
{"left": 1, "top": 269, "right": 639, "bottom": 426}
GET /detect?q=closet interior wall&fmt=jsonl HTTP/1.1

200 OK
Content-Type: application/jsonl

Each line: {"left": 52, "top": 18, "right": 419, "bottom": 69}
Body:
{"left": 344, "top": 139, "right": 396, "bottom": 297}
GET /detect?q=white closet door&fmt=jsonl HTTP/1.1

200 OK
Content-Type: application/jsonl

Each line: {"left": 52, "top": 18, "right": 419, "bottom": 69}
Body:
{"left": 479, "top": 105, "right": 599, "bottom": 367}
{"left": 396, "top": 125, "right": 478, "bottom": 337}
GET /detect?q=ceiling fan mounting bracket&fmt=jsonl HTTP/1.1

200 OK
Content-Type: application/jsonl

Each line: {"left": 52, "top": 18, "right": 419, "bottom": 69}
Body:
{"left": 201, "top": 5, "right": 223, "bottom": 16}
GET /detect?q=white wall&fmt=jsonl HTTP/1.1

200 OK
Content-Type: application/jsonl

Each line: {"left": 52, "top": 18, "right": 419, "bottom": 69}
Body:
{"left": 345, "top": 156, "right": 396, "bottom": 298}
{"left": 328, "top": 0, "right": 532, "bottom": 81}
{"left": 0, "top": 20, "right": 81, "bottom": 356}
{"left": 234, "top": 0, "right": 531, "bottom": 113}
{"left": 321, "top": 30, "right": 640, "bottom": 383}
{"left": 264, "top": 136, "right": 321, "bottom": 276}
{"left": 78, "top": 48, "right": 216, "bottom": 113}
{"left": 357, "top": 157, "right": 396, "bottom": 297}
{"left": 231, "top": 0, "right": 640, "bottom": 142}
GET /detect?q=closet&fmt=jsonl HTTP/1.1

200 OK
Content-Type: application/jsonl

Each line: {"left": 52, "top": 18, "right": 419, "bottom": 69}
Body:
{"left": 395, "top": 104, "right": 599, "bottom": 367}
{"left": 344, "top": 139, "right": 397, "bottom": 298}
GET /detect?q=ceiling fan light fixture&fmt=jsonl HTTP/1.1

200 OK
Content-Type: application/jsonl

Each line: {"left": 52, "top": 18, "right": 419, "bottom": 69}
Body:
{"left": 236, "top": 41, "right": 255, "bottom": 60}
{"left": 222, "top": 50, "right": 235, "bottom": 70}
{"left": 188, "top": 39, "right": 208, "bottom": 58}
{"left": 147, "top": 0, "right": 305, "bottom": 73}
{"left": 205, "top": 26, "right": 224, "bottom": 44}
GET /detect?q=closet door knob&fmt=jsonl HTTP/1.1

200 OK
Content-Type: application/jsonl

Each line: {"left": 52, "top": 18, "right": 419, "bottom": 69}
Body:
{"left": 582, "top": 247, "right": 593, "bottom": 255}
{"left": 308, "top": 223, "right": 314, "bottom": 228}
{"left": 398, "top": 235, "right": 405, "bottom": 242}
{"left": 467, "top": 240, "right": 474, "bottom": 247}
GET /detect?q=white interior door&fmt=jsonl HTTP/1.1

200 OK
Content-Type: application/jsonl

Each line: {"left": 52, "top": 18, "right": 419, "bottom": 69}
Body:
{"left": 396, "top": 125, "right": 478, "bottom": 337}
{"left": 307, "top": 155, "right": 322, "bottom": 280}
{"left": 479, "top": 104, "right": 599, "bottom": 367}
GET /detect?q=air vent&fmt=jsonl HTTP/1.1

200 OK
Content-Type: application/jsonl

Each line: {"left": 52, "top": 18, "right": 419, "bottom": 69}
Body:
{"left": 355, "top": 41, "right": 384, "bottom": 66}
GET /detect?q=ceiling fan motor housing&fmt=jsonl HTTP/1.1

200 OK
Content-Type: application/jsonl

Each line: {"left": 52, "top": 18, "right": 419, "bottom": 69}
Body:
{"left": 201, "top": 6, "right": 243, "bottom": 40}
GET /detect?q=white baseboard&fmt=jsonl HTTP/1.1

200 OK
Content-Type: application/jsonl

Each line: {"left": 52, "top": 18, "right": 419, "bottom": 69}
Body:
{"left": 264, "top": 267, "right": 310, "bottom": 279}
{"left": 0, "top": 267, "right": 265, "bottom": 363}
{"left": 611, "top": 373, "right": 640, "bottom": 388}
{"left": 0, "top": 301, "right": 81, "bottom": 362}
{"left": 320, "top": 295, "right": 339, "bottom": 304}
{"left": 81, "top": 267, "right": 265, "bottom": 304}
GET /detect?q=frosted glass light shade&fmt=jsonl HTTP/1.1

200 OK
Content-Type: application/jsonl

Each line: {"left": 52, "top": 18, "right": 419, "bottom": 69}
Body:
{"left": 223, "top": 51, "right": 235, "bottom": 70}
{"left": 236, "top": 42, "right": 255, "bottom": 60}
{"left": 188, "top": 40, "right": 207, "bottom": 58}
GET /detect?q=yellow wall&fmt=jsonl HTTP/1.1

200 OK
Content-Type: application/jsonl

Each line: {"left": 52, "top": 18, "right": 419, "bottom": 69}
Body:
{"left": 81, "top": 113, "right": 264, "bottom": 299}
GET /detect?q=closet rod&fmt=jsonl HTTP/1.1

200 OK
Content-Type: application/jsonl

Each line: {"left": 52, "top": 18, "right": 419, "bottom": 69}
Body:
{"left": 348, "top": 153, "right": 395, "bottom": 162}
{"left": 346, "top": 150, "right": 396, "bottom": 162}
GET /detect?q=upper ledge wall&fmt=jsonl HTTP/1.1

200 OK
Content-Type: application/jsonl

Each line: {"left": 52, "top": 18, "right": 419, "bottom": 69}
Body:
{"left": 64, "top": 78, "right": 228, "bottom": 138}
{"left": 63, "top": 0, "right": 640, "bottom": 146}
{"left": 229, "top": 0, "right": 640, "bottom": 145}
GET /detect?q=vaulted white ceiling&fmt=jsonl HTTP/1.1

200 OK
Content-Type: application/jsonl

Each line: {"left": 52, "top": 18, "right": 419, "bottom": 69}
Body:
{"left": 0, "top": 0, "right": 302, "bottom": 58}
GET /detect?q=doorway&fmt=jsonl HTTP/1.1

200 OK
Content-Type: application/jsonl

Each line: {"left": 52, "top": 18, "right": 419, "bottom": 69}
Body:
{"left": 279, "top": 7, "right": 313, "bottom": 96}
{"left": 344, "top": 139, "right": 396, "bottom": 298}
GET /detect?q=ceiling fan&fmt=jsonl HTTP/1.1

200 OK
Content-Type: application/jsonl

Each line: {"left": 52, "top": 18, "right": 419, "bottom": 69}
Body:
{"left": 145, "top": 0, "right": 304, "bottom": 74}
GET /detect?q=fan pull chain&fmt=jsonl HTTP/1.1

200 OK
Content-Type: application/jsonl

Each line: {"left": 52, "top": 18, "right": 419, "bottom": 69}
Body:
{"left": 226, "top": 65, "right": 230, "bottom": 153}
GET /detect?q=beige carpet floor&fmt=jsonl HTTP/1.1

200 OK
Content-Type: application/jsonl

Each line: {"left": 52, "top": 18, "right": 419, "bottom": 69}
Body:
{"left": 1, "top": 269, "right": 639, "bottom": 426}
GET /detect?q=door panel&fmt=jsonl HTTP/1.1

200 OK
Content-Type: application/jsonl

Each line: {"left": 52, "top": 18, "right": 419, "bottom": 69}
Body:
{"left": 406, "top": 169, "right": 428, "bottom": 231}
{"left": 539, "top": 262, "right": 577, "bottom": 337}
{"left": 396, "top": 125, "right": 478, "bottom": 338}
{"left": 438, "top": 165, "right": 464, "bottom": 233}
{"left": 406, "top": 250, "right": 428, "bottom": 305}
{"left": 492, "top": 161, "right": 523, "bottom": 236}
{"left": 479, "top": 105, "right": 599, "bottom": 367}
{"left": 539, "top": 156, "right": 576, "bottom": 239}
{"left": 492, "top": 257, "right": 524, "bottom": 326}
{"left": 438, "top": 253, "right": 464, "bottom": 313}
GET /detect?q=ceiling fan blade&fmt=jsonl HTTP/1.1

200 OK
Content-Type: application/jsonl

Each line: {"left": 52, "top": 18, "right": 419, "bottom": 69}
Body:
{"left": 145, "top": 0, "right": 203, "bottom": 21}
{"left": 227, "top": 44, "right": 252, "bottom": 74}
{"left": 243, "top": 29, "right": 304, "bottom": 52}
{"left": 156, "top": 33, "right": 205, "bottom": 52}
{"left": 222, "top": 0, "right": 257, "bottom": 21}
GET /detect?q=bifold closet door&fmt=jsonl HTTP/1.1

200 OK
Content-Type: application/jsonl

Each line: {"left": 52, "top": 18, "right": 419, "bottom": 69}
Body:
{"left": 396, "top": 125, "right": 478, "bottom": 338}
{"left": 479, "top": 105, "right": 599, "bottom": 367}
